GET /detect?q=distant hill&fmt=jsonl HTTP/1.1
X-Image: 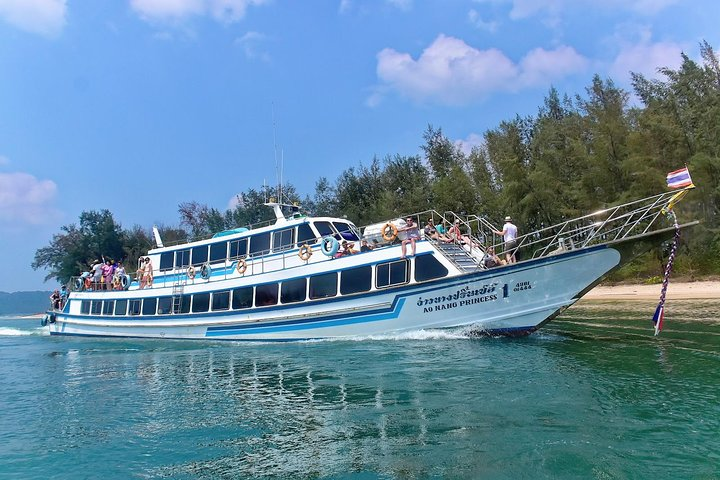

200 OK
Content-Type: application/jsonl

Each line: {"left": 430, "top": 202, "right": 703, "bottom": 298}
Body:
{"left": 0, "top": 291, "right": 52, "bottom": 315}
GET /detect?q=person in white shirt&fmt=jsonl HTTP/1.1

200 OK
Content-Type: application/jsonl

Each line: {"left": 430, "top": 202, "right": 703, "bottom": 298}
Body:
{"left": 494, "top": 216, "right": 518, "bottom": 264}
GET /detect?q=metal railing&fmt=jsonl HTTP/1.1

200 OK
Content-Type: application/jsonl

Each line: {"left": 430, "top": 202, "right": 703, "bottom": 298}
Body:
{"left": 388, "top": 187, "right": 692, "bottom": 265}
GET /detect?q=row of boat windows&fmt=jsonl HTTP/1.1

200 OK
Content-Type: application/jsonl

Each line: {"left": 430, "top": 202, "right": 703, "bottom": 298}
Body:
{"left": 80, "top": 255, "right": 448, "bottom": 316}
{"left": 159, "top": 221, "right": 360, "bottom": 271}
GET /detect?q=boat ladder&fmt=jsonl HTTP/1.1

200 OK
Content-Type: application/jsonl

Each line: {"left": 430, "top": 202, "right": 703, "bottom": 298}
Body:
{"left": 171, "top": 278, "right": 186, "bottom": 314}
{"left": 434, "top": 242, "right": 483, "bottom": 272}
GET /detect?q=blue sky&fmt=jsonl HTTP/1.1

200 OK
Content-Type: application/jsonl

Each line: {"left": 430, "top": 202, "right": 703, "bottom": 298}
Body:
{"left": 1, "top": 0, "right": 718, "bottom": 292}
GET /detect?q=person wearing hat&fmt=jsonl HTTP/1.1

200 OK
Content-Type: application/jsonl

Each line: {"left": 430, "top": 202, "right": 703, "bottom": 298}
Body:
{"left": 494, "top": 216, "right": 518, "bottom": 263}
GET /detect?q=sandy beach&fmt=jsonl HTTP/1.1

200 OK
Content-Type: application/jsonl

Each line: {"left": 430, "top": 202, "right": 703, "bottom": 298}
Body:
{"left": 584, "top": 280, "right": 719, "bottom": 301}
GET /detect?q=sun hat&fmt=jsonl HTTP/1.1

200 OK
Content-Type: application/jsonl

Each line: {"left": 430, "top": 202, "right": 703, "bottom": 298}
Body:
{"left": 505, "top": 216, "right": 512, "bottom": 221}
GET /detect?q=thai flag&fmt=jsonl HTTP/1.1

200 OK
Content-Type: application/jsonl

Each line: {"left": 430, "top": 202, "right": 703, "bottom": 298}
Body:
{"left": 652, "top": 304, "right": 664, "bottom": 336}
{"left": 666, "top": 167, "right": 693, "bottom": 189}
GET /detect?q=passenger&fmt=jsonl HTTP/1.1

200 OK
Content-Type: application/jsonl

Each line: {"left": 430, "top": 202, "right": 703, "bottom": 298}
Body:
{"left": 49, "top": 290, "right": 61, "bottom": 310}
{"left": 136, "top": 258, "right": 146, "bottom": 289}
{"left": 483, "top": 246, "right": 504, "bottom": 268}
{"left": 360, "top": 239, "right": 373, "bottom": 252}
{"left": 447, "top": 220, "right": 464, "bottom": 244}
{"left": 339, "top": 240, "right": 357, "bottom": 256}
{"left": 59, "top": 285, "right": 68, "bottom": 308}
{"left": 91, "top": 259, "right": 103, "bottom": 290}
{"left": 102, "top": 259, "right": 114, "bottom": 290}
{"left": 401, "top": 217, "right": 420, "bottom": 258}
{"left": 114, "top": 262, "right": 126, "bottom": 290}
{"left": 494, "top": 216, "right": 518, "bottom": 264}
{"left": 140, "top": 257, "right": 153, "bottom": 289}
{"left": 436, "top": 221, "right": 449, "bottom": 236}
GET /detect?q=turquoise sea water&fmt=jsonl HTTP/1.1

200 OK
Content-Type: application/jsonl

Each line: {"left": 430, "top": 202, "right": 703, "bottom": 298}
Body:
{"left": 1, "top": 300, "right": 719, "bottom": 479}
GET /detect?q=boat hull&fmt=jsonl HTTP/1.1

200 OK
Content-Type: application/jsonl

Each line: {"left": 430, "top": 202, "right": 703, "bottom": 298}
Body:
{"left": 49, "top": 245, "right": 621, "bottom": 340}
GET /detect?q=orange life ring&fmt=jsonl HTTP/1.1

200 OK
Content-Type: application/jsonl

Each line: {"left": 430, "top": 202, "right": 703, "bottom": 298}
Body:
{"left": 298, "top": 244, "right": 312, "bottom": 261}
{"left": 187, "top": 266, "right": 196, "bottom": 279}
{"left": 382, "top": 222, "right": 398, "bottom": 242}
{"left": 236, "top": 257, "right": 247, "bottom": 274}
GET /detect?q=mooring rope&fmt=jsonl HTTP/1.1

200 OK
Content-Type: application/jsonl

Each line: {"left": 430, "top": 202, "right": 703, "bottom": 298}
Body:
{"left": 652, "top": 210, "right": 681, "bottom": 336}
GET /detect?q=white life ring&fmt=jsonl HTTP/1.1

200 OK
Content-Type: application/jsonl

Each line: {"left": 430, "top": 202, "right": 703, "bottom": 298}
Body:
{"left": 187, "top": 266, "right": 196, "bottom": 279}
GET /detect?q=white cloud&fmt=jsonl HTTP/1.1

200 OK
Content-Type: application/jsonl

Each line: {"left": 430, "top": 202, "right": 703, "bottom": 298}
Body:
{"left": 338, "top": 0, "right": 351, "bottom": 14}
{"left": 611, "top": 41, "right": 683, "bottom": 81}
{"left": 0, "top": 0, "right": 66, "bottom": 36}
{"left": 131, "top": 0, "right": 269, "bottom": 23}
{"left": 468, "top": 9, "right": 498, "bottom": 32}
{"left": 373, "top": 34, "right": 588, "bottom": 105}
{"left": 0, "top": 172, "right": 60, "bottom": 226}
{"left": 386, "top": 0, "right": 412, "bottom": 10}
{"left": 455, "top": 133, "right": 484, "bottom": 156}
{"left": 234, "top": 31, "right": 270, "bottom": 62}
{"left": 485, "top": 0, "right": 680, "bottom": 19}
{"left": 607, "top": 26, "right": 685, "bottom": 81}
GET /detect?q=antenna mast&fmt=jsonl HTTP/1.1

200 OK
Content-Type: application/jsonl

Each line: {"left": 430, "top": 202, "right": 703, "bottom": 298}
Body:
{"left": 272, "top": 102, "right": 283, "bottom": 204}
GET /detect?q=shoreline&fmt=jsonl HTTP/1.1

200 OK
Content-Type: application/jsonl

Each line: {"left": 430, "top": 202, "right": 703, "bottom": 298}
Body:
{"left": 583, "top": 280, "right": 719, "bottom": 301}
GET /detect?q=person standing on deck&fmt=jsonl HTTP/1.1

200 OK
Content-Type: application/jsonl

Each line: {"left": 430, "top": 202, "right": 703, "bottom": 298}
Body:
{"left": 494, "top": 216, "right": 518, "bottom": 264}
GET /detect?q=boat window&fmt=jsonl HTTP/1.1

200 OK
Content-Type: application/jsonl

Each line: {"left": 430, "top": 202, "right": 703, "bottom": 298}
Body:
{"left": 212, "top": 291, "right": 230, "bottom": 311}
{"left": 414, "top": 255, "right": 448, "bottom": 282}
{"left": 229, "top": 238, "right": 248, "bottom": 259}
{"left": 281, "top": 278, "right": 307, "bottom": 304}
{"left": 91, "top": 300, "right": 102, "bottom": 315}
{"left": 142, "top": 298, "right": 157, "bottom": 316}
{"left": 102, "top": 300, "right": 115, "bottom": 315}
{"left": 314, "top": 221, "right": 335, "bottom": 238}
{"left": 192, "top": 245, "right": 208, "bottom": 266}
{"left": 273, "top": 228, "right": 295, "bottom": 252}
{"left": 159, "top": 252, "right": 174, "bottom": 271}
{"left": 174, "top": 296, "right": 191, "bottom": 314}
{"left": 115, "top": 299, "right": 128, "bottom": 316}
{"left": 376, "top": 260, "right": 409, "bottom": 288}
{"left": 340, "top": 266, "right": 372, "bottom": 295}
{"left": 157, "top": 297, "right": 172, "bottom": 315}
{"left": 192, "top": 293, "right": 210, "bottom": 313}
{"left": 209, "top": 242, "right": 227, "bottom": 263}
{"left": 232, "top": 287, "right": 253, "bottom": 309}
{"left": 81, "top": 300, "right": 91, "bottom": 314}
{"left": 175, "top": 249, "right": 191, "bottom": 268}
{"left": 309, "top": 272, "right": 337, "bottom": 299}
{"left": 249, "top": 233, "right": 271, "bottom": 257}
{"left": 333, "top": 222, "right": 360, "bottom": 241}
{"left": 129, "top": 299, "right": 141, "bottom": 316}
{"left": 297, "top": 223, "right": 316, "bottom": 245}
{"left": 255, "top": 283, "right": 278, "bottom": 307}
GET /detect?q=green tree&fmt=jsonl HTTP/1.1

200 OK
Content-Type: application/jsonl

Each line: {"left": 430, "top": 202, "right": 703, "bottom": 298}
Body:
{"left": 32, "top": 210, "right": 127, "bottom": 284}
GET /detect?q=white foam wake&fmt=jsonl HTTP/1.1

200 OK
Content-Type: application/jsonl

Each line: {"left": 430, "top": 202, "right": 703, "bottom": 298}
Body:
{"left": 0, "top": 326, "right": 48, "bottom": 336}
{"left": 308, "top": 328, "right": 473, "bottom": 343}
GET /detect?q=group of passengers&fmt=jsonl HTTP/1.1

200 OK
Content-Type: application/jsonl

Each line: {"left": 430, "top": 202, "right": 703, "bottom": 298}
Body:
{"left": 334, "top": 239, "right": 377, "bottom": 258}
{"left": 420, "top": 215, "right": 518, "bottom": 266}
{"left": 49, "top": 285, "right": 68, "bottom": 310}
{"left": 81, "top": 258, "right": 128, "bottom": 291}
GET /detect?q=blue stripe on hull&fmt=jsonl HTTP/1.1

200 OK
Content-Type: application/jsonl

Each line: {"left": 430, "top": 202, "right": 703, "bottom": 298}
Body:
{"left": 205, "top": 298, "right": 406, "bottom": 336}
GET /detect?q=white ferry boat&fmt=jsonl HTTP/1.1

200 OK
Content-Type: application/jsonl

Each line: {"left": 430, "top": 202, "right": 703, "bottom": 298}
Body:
{"left": 44, "top": 188, "right": 695, "bottom": 340}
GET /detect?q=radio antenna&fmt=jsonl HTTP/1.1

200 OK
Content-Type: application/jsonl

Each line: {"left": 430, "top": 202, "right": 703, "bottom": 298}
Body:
{"left": 272, "top": 102, "right": 283, "bottom": 204}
